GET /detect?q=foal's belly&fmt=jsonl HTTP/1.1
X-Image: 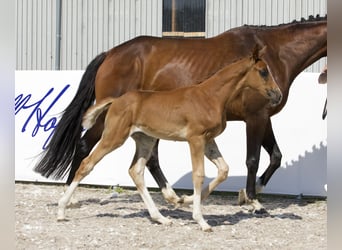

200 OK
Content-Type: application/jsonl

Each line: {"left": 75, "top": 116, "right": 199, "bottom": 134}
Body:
{"left": 130, "top": 125, "right": 189, "bottom": 142}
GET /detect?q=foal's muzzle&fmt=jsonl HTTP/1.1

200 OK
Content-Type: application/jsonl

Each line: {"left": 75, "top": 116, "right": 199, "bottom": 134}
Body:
{"left": 267, "top": 88, "right": 283, "bottom": 106}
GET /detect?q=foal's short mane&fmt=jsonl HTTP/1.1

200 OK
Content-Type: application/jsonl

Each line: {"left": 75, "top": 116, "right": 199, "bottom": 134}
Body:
{"left": 241, "top": 14, "right": 327, "bottom": 29}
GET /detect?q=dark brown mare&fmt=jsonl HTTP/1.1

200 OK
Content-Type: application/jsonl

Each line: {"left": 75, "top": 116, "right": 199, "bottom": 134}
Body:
{"left": 34, "top": 15, "right": 327, "bottom": 213}
{"left": 57, "top": 49, "right": 282, "bottom": 231}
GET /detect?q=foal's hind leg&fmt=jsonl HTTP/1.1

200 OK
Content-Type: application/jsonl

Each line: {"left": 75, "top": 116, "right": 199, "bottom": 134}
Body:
{"left": 57, "top": 143, "right": 111, "bottom": 221}
{"left": 57, "top": 123, "right": 129, "bottom": 221}
{"left": 201, "top": 140, "right": 229, "bottom": 200}
{"left": 129, "top": 133, "right": 172, "bottom": 225}
{"left": 181, "top": 140, "right": 229, "bottom": 205}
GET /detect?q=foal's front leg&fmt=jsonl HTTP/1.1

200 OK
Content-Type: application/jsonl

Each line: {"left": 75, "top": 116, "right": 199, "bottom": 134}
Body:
{"left": 189, "top": 138, "right": 212, "bottom": 232}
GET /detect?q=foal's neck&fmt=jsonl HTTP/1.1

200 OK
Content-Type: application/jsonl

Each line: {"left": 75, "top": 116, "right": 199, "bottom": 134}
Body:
{"left": 199, "top": 59, "right": 251, "bottom": 105}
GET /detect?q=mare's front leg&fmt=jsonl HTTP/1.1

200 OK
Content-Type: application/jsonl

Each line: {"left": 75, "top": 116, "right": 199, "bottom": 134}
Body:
{"left": 130, "top": 133, "right": 172, "bottom": 225}
{"left": 257, "top": 119, "right": 282, "bottom": 193}
{"left": 181, "top": 140, "right": 229, "bottom": 204}
{"left": 189, "top": 138, "right": 212, "bottom": 232}
{"left": 146, "top": 140, "right": 182, "bottom": 206}
{"left": 238, "top": 116, "right": 268, "bottom": 214}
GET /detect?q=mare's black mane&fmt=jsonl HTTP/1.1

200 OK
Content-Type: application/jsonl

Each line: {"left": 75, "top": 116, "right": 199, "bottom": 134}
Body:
{"left": 243, "top": 14, "right": 327, "bottom": 29}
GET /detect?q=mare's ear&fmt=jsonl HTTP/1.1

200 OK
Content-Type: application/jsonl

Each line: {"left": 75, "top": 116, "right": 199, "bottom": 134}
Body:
{"left": 252, "top": 45, "right": 260, "bottom": 62}
{"left": 259, "top": 45, "right": 267, "bottom": 57}
{"left": 252, "top": 45, "right": 267, "bottom": 62}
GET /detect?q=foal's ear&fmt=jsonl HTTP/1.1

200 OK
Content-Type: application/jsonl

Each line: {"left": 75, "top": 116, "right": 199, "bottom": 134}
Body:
{"left": 252, "top": 45, "right": 267, "bottom": 62}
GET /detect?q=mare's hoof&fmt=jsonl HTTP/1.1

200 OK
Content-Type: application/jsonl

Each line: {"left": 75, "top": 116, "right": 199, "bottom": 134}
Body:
{"left": 253, "top": 207, "right": 269, "bottom": 215}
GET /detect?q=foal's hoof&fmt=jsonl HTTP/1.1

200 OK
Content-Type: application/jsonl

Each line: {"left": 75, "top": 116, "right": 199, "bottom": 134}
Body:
{"left": 173, "top": 195, "right": 191, "bottom": 208}
{"left": 57, "top": 217, "right": 69, "bottom": 222}
{"left": 238, "top": 189, "right": 247, "bottom": 205}
{"left": 202, "top": 225, "right": 213, "bottom": 232}
{"left": 57, "top": 209, "right": 68, "bottom": 222}
{"left": 154, "top": 216, "right": 172, "bottom": 226}
{"left": 162, "top": 218, "right": 173, "bottom": 226}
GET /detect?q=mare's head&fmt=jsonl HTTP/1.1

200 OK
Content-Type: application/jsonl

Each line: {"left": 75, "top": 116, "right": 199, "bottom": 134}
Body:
{"left": 318, "top": 65, "right": 327, "bottom": 84}
{"left": 243, "top": 46, "right": 283, "bottom": 107}
{"left": 318, "top": 65, "right": 327, "bottom": 120}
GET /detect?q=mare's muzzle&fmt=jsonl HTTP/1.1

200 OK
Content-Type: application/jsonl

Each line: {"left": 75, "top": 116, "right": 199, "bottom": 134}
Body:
{"left": 267, "top": 88, "right": 282, "bottom": 106}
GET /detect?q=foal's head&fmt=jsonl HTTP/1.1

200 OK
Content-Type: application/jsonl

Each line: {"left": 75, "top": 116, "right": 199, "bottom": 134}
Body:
{"left": 242, "top": 46, "right": 283, "bottom": 107}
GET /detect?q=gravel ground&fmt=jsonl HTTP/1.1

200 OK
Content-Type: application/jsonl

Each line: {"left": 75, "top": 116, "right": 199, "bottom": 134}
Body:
{"left": 15, "top": 182, "right": 326, "bottom": 250}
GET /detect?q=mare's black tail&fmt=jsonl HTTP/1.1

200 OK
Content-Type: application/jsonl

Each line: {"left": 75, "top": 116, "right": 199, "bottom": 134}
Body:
{"left": 33, "top": 52, "right": 107, "bottom": 179}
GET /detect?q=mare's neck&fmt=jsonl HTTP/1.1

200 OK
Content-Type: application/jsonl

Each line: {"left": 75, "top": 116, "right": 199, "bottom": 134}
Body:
{"left": 258, "top": 21, "right": 327, "bottom": 89}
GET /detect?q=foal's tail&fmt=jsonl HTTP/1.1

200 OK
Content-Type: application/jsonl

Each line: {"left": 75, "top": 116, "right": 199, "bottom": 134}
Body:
{"left": 33, "top": 52, "right": 107, "bottom": 179}
{"left": 82, "top": 98, "right": 114, "bottom": 130}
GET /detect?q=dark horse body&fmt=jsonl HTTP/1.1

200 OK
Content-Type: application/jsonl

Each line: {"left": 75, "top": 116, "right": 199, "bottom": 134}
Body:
{"left": 34, "top": 15, "right": 327, "bottom": 212}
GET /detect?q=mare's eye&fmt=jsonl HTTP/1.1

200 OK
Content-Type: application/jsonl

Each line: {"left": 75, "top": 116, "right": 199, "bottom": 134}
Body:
{"left": 259, "top": 68, "right": 269, "bottom": 79}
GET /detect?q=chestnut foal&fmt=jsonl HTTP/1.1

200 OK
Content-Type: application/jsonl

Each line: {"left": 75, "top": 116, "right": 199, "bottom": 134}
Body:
{"left": 57, "top": 47, "right": 282, "bottom": 232}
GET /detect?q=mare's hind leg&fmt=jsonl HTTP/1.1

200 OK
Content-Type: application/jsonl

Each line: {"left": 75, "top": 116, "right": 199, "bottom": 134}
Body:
{"left": 63, "top": 116, "right": 104, "bottom": 206}
{"left": 146, "top": 140, "right": 182, "bottom": 206}
{"left": 181, "top": 140, "right": 229, "bottom": 205}
{"left": 66, "top": 115, "right": 105, "bottom": 185}
{"left": 129, "top": 133, "right": 172, "bottom": 225}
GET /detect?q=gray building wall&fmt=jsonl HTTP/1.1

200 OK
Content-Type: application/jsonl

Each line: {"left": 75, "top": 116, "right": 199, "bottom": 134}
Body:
{"left": 16, "top": 0, "right": 162, "bottom": 70}
{"left": 16, "top": 0, "right": 326, "bottom": 71}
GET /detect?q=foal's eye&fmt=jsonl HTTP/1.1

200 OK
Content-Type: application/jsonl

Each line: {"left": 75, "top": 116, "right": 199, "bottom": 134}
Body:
{"left": 259, "top": 68, "right": 269, "bottom": 79}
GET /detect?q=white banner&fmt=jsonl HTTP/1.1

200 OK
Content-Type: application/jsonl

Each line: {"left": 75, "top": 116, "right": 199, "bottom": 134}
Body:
{"left": 15, "top": 71, "right": 327, "bottom": 196}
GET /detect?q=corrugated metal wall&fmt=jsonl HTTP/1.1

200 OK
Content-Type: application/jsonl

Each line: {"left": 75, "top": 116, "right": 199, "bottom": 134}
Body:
{"left": 16, "top": 0, "right": 57, "bottom": 70}
{"left": 16, "top": 0, "right": 326, "bottom": 71}
{"left": 16, "top": 0, "right": 162, "bottom": 70}
{"left": 60, "top": 0, "right": 162, "bottom": 70}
